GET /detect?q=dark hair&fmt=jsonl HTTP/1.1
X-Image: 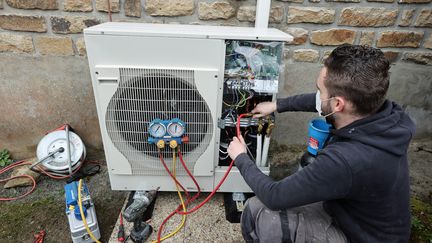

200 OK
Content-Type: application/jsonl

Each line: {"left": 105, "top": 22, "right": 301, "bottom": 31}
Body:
{"left": 324, "top": 45, "right": 390, "bottom": 116}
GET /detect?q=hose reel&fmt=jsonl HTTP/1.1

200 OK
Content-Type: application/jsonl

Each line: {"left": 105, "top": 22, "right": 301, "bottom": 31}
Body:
{"left": 36, "top": 129, "right": 86, "bottom": 175}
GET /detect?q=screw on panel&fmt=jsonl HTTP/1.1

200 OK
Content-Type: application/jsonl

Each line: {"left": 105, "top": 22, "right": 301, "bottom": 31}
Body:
{"left": 214, "top": 75, "right": 218, "bottom": 78}
{"left": 95, "top": 72, "right": 99, "bottom": 75}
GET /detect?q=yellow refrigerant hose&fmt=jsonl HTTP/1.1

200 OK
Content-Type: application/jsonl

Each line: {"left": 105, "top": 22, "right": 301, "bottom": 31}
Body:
{"left": 78, "top": 179, "right": 101, "bottom": 243}
{"left": 151, "top": 148, "right": 187, "bottom": 242}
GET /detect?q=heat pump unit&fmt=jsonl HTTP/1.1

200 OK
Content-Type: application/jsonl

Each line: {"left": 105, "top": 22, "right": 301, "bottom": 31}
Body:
{"left": 84, "top": 23, "right": 292, "bottom": 192}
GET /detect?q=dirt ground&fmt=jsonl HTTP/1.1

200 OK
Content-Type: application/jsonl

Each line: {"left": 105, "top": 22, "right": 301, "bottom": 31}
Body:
{"left": 0, "top": 139, "right": 431, "bottom": 242}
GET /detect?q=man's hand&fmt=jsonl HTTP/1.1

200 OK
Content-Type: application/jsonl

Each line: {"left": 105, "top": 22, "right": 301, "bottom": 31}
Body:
{"left": 228, "top": 136, "right": 247, "bottom": 160}
{"left": 251, "top": 101, "right": 277, "bottom": 118}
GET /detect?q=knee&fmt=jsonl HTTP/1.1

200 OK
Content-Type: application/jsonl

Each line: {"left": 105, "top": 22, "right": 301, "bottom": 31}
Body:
{"left": 244, "top": 196, "right": 266, "bottom": 217}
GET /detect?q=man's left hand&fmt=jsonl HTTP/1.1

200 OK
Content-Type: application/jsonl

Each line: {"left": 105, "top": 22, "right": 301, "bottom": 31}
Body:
{"left": 228, "top": 135, "right": 247, "bottom": 160}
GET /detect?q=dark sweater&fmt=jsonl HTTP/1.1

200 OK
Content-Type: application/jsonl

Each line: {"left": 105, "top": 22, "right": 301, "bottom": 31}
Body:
{"left": 235, "top": 93, "right": 415, "bottom": 243}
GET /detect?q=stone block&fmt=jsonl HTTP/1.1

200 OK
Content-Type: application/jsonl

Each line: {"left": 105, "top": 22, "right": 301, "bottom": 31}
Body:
{"left": 237, "top": 6, "right": 254, "bottom": 22}
{"left": 36, "top": 36, "right": 74, "bottom": 56}
{"left": 398, "top": 0, "right": 431, "bottom": 3}
{"left": 96, "top": 0, "right": 120, "bottom": 13}
{"left": 277, "top": 0, "right": 304, "bottom": 3}
{"left": 5, "top": 0, "right": 57, "bottom": 10}
{"left": 310, "top": 29, "right": 356, "bottom": 46}
{"left": 125, "top": 0, "right": 141, "bottom": 18}
{"left": 403, "top": 52, "right": 432, "bottom": 65}
{"left": 0, "top": 32, "right": 34, "bottom": 53}
{"left": 64, "top": 0, "right": 93, "bottom": 12}
{"left": 322, "top": 50, "right": 332, "bottom": 63}
{"left": 51, "top": 16, "right": 100, "bottom": 34}
{"left": 75, "top": 37, "right": 86, "bottom": 56}
{"left": 287, "top": 7, "right": 335, "bottom": 24}
{"left": 0, "top": 15, "right": 47, "bottom": 32}
{"left": 359, "top": 31, "right": 375, "bottom": 46}
{"left": 383, "top": 51, "right": 399, "bottom": 63}
{"left": 377, "top": 31, "right": 424, "bottom": 48}
{"left": 270, "top": 6, "right": 284, "bottom": 23}
{"left": 281, "top": 27, "right": 308, "bottom": 45}
{"left": 237, "top": 5, "right": 284, "bottom": 23}
{"left": 414, "top": 9, "right": 432, "bottom": 27}
{"left": 146, "top": 0, "right": 194, "bottom": 17}
{"left": 4, "top": 161, "right": 40, "bottom": 188}
{"left": 399, "top": 9, "right": 415, "bottom": 26}
{"left": 339, "top": 7, "right": 398, "bottom": 27}
{"left": 326, "top": 0, "right": 360, "bottom": 2}
{"left": 424, "top": 34, "right": 432, "bottom": 49}
{"left": 293, "top": 49, "right": 319, "bottom": 63}
{"left": 199, "top": 1, "right": 236, "bottom": 20}
{"left": 367, "top": 0, "right": 394, "bottom": 2}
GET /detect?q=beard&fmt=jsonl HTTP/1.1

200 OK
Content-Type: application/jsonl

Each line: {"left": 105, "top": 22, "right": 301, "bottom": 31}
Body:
{"left": 322, "top": 101, "right": 336, "bottom": 125}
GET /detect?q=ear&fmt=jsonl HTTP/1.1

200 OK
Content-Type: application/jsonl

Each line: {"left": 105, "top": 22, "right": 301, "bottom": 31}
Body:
{"left": 333, "top": 96, "right": 345, "bottom": 113}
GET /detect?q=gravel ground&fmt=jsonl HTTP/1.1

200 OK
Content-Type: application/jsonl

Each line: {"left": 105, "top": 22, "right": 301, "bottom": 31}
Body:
{"left": 108, "top": 192, "right": 243, "bottom": 243}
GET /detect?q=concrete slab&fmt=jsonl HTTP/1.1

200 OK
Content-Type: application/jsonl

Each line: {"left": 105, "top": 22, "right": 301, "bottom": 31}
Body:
{"left": 109, "top": 192, "right": 244, "bottom": 243}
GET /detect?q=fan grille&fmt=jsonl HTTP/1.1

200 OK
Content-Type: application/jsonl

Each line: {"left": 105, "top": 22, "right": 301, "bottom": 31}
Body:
{"left": 105, "top": 68, "right": 213, "bottom": 175}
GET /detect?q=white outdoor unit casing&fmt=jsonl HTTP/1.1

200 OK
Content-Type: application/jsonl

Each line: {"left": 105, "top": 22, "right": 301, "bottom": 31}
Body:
{"left": 84, "top": 23, "right": 292, "bottom": 192}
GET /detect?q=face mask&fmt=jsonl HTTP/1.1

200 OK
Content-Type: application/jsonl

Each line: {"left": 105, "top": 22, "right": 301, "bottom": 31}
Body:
{"left": 315, "top": 90, "right": 336, "bottom": 117}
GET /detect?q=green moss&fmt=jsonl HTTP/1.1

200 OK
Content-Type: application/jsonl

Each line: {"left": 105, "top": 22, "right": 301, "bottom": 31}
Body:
{"left": 410, "top": 197, "right": 432, "bottom": 243}
{"left": 0, "top": 196, "right": 64, "bottom": 242}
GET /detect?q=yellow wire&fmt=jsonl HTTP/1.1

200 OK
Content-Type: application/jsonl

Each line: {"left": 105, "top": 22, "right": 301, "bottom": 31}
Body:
{"left": 237, "top": 91, "right": 247, "bottom": 108}
{"left": 151, "top": 148, "right": 187, "bottom": 242}
{"left": 237, "top": 90, "right": 247, "bottom": 108}
{"left": 78, "top": 179, "right": 101, "bottom": 243}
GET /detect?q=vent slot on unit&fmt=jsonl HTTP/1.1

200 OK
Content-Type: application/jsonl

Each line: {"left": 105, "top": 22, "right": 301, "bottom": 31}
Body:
{"left": 105, "top": 68, "right": 213, "bottom": 175}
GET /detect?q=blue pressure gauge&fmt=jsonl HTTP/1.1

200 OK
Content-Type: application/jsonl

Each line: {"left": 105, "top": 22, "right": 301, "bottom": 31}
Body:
{"left": 148, "top": 119, "right": 166, "bottom": 138}
{"left": 147, "top": 118, "right": 187, "bottom": 145}
{"left": 167, "top": 118, "right": 186, "bottom": 137}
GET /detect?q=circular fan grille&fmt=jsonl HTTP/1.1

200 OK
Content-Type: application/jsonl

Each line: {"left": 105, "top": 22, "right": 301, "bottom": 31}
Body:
{"left": 105, "top": 69, "right": 213, "bottom": 165}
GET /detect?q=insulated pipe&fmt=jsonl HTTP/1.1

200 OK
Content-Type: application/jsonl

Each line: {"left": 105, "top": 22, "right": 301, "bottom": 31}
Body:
{"left": 261, "top": 122, "right": 274, "bottom": 167}
{"left": 255, "top": 0, "right": 271, "bottom": 30}
{"left": 261, "top": 136, "right": 270, "bottom": 167}
{"left": 256, "top": 134, "right": 262, "bottom": 166}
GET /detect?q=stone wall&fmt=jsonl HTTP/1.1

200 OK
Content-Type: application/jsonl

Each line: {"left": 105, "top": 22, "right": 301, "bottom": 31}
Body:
{"left": 0, "top": 0, "right": 431, "bottom": 158}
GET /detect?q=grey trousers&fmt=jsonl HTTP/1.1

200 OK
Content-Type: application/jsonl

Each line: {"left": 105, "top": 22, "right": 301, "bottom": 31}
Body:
{"left": 240, "top": 197, "right": 348, "bottom": 243}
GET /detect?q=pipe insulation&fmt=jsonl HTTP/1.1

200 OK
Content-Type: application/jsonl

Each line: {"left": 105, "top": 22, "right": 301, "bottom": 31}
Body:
{"left": 261, "top": 136, "right": 271, "bottom": 167}
{"left": 255, "top": 0, "right": 271, "bottom": 30}
{"left": 256, "top": 134, "right": 262, "bottom": 166}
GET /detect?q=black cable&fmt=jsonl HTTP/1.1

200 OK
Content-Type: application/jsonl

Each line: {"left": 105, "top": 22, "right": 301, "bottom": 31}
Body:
{"left": 66, "top": 164, "right": 101, "bottom": 183}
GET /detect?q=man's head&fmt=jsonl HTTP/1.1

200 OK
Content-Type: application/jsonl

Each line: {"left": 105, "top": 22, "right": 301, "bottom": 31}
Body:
{"left": 316, "top": 45, "right": 390, "bottom": 126}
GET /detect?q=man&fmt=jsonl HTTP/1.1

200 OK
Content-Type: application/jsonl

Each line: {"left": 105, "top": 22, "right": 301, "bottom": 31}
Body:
{"left": 228, "top": 45, "right": 415, "bottom": 243}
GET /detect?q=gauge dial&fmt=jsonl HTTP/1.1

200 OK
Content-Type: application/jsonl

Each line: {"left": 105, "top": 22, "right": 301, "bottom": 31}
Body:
{"left": 167, "top": 120, "right": 185, "bottom": 137}
{"left": 148, "top": 120, "right": 166, "bottom": 138}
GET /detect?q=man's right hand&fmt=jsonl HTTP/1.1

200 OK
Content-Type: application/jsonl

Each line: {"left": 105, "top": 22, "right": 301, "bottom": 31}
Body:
{"left": 251, "top": 101, "right": 277, "bottom": 118}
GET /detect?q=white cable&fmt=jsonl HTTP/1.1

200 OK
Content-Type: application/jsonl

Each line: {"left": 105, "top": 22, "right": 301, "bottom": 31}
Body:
{"left": 219, "top": 148, "right": 228, "bottom": 154}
